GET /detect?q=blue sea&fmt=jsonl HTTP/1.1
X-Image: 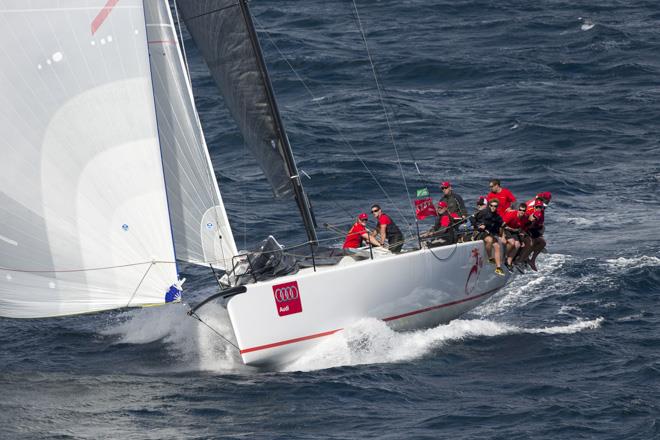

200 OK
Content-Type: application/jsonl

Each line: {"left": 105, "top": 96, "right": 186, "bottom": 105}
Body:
{"left": 2, "top": 0, "right": 660, "bottom": 438}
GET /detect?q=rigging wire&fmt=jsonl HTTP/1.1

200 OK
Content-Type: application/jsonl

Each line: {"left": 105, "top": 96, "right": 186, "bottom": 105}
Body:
{"left": 188, "top": 311, "right": 240, "bottom": 351}
{"left": 350, "top": 0, "right": 415, "bottom": 220}
{"left": 251, "top": 15, "right": 414, "bottom": 235}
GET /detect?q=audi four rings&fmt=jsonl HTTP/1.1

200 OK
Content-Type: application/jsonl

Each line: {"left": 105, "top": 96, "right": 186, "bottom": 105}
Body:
{"left": 274, "top": 286, "right": 299, "bottom": 302}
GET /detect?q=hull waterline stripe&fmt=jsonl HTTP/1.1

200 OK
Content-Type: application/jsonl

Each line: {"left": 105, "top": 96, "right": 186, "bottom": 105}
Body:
{"left": 239, "top": 288, "right": 500, "bottom": 355}
{"left": 382, "top": 288, "right": 497, "bottom": 322}
{"left": 240, "top": 329, "right": 341, "bottom": 354}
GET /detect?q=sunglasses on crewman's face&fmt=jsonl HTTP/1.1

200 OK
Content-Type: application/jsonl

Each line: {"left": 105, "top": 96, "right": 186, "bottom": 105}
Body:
{"left": 519, "top": 208, "right": 526, "bottom": 212}
{"left": 371, "top": 209, "right": 380, "bottom": 213}
{"left": 534, "top": 206, "right": 543, "bottom": 210}
{"left": 489, "top": 204, "right": 498, "bottom": 208}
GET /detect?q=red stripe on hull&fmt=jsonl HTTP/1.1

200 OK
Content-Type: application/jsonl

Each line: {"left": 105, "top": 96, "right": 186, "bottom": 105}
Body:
{"left": 239, "top": 288, "right": 499, "bottom": 355}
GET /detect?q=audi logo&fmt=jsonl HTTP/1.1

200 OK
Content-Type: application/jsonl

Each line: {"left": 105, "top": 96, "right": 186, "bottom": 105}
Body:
{"left": 274, "top": 286, "right": 299, "bottom": 302}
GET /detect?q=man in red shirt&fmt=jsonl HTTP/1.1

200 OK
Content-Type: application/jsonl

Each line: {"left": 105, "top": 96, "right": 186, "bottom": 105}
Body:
{"left": 526, "top": 191, "right": 552, "bottom": 210}
{"left": 487, "top": 179, "right": 516, "bottom": 216}
{"left": 518, "top": 201, "right": 546, "bottom": 271}
{"left": 370, "top": 204, "right": 404, "bottom": 253}
{"left": 502, "top": 203, "right": 528, "bottom": 270}
{"left": 343, "top": 213, "right": 381, "bottom": 249}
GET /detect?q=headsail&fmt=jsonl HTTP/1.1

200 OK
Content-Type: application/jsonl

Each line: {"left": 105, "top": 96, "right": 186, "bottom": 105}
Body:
{"left": 0, "top": 0, "right": 179, "bottom": 318}
{"left": 175, "top": 0, "right": 318, "bottom": 243}
{"left": 144, "top": 0, "right": 237, "bottom": 268}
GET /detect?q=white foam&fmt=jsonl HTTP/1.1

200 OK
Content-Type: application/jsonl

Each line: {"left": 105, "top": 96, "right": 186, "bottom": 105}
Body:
{"left": 562, "top": 216, "right": 595, "bottom": 227}
{"left": 102, "top": 303, "right": 248, "bottom": 374}
{"left": 478, "top": 253, "right": 571, "bottom": 316}
{"left": 605, "top": 255, "right": 660, "bottom": 270}
{"left": 284, "top": 317, "right": 603, "bottom": 372}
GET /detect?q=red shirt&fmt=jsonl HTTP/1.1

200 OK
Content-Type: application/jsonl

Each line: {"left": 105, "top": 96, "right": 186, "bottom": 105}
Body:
{"left": 343, "top": 222, "right": 367, "bottom": 248}
{"left": 377, "top": 213, "right": 393, "bottom": 228}
{"left": 502, "top": 210, "right": 524, "bottom": 229}
{"left": 524, "top": 207, "right": 544, "bottom": 230}
{"left": 487, "top": 188, "right": 516, "bottom": 216}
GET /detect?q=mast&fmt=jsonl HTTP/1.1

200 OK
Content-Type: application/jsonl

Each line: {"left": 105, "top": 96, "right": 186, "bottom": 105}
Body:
{"left": 238, "top": 0, "right": 318, "bottom": 244}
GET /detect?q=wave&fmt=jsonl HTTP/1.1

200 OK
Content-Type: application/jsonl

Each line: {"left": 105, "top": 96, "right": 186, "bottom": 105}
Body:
{"left": 284, "top": 316, "right": 603, "bottom": 372}
{"left": 101, "top": 303, "right": 248, "bottom": 374}
{"left": 605, "top": 255, "right": 660, "bottom": 270}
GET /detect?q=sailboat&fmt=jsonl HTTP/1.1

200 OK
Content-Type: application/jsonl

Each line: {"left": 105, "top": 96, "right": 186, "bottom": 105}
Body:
{"left": 0, "top": 0, "right": 511, "bottom": 368}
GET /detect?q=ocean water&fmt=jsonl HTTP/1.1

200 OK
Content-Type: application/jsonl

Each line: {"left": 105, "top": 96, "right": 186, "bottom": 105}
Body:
{"left": 2, "top": 0, "right": 660, "bottom": 438}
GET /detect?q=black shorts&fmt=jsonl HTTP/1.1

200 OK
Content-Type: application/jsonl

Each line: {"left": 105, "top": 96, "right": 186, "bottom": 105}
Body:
{"left": 504, "top": 229, "right": 522, "bottom": 242}
{"left": 529, "top": 228, "right": 543, "bottom": 239}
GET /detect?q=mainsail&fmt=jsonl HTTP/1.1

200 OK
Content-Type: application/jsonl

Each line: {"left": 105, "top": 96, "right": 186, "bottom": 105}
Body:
{"left": 0, "top": 0, "right": 179, "bottom": 318}
{"left": 144, "top": 0, "right": 237, "bottom": 267}
{"left": 175, "top": 0, "right": 318, "bottom": 243}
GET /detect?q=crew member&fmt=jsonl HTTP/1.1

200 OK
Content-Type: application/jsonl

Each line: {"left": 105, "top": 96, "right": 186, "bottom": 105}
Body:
{"left": 468, "top": 196, "right": 488, "bottom": 241}
{"left": 439, "top": 181, "right": 468, "bottom": 219}
{"left": 487, "top": 179, "right": 516, "bottom": 216}
{"left": 526, "top": 191, "right": 552, "bottom": 210}
{"left": 370, "top": 204, "right": 404, "bottom": 253}
{"left": 502, "top": 203, "right": 528, "bottom": 270}
{"left": 343, "top": 213, "right": 381, "bottom": 249}
{"left": 518, "top": 201, "right": 546, "bottom": 271}
{"left": 422, "top": 201, "right": 456, "bottom": 245}
{"left": 476, "top": 199, "right": 505, "bottom": 276}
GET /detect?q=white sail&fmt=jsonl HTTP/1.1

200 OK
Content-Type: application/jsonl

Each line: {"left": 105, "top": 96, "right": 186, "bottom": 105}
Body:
{"left": 144, "top": 0, "right": 237, "bottom": 268}
{"left": 0, "top": 0, "right": 179, "bottom": 318}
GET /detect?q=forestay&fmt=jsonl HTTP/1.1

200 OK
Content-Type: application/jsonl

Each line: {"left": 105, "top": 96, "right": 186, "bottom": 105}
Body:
{"left": 144, "top": 0, "right": 237, "bottom": 267}
{"left": 0, "top": 0, "right": 178, "bottom": 318}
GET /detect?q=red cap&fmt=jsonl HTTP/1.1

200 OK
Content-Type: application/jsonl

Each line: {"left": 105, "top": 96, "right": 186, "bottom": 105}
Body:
{"left": 437, "top": 201, "right": 448, "bottom": 208}
{"left": 539, "top": 191, "right": 552, "bottom": 202}
{"left": 358, "top": 213, "right": 368, "bottom": 220}
{"left": 477, "top": 196, "right": 487, "bottom": 205}
{"left": 441, "top": 181, "right": 451, "bottom": 188}
{"left": 534, "top": 200, "right": 545, "bottom": 207}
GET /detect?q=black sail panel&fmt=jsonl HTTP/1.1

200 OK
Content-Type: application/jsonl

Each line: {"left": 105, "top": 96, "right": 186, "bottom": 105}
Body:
{"left": 175, "top": 0, "right": 293, "bottom": 198}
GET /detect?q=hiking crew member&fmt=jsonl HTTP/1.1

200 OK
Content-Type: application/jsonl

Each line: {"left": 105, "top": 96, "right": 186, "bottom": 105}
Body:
{"left": 519, "top": 200, "right": 546, "bottom": 271}
{"left": 371, "top": 204, "right": 404, "bottom": 253}
{"left": 502, "top": 203, "right": 528, "bottom": 270}
{"left": 343, "top": 213, "right": 381, "bottom": 249}
{"left": 477, "top": 199, "right": 505, "bottom": 276}
{"left": 526, "top": 191, "right": 552, "bottom": 210}
{"left": 440, "top": 181, "right": 468, "bottom": 219}
{"left": 487, "top": 179, "right": 516, "bottom": 216}
{"left": 422, "top": 201, "right": 456, "bottom": 245}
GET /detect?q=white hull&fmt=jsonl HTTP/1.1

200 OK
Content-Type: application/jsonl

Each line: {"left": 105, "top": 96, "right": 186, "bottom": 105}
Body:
{"left": 226, "top": 241, "right": 510, "bottom": 368}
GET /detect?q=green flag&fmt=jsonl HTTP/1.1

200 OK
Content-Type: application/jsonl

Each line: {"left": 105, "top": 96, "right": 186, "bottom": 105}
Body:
{"left": 416, "top": 187, "right": 429, "bottom": 198}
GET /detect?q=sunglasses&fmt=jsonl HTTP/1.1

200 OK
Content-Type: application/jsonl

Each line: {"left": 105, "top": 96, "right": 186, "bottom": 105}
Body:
{"left": 441, "top": 186, "right": 449, "bottom": 190}
{"left": 518, "top": 208, "right": 526, "bottom": 212}
{"left": 371, "top": 209, "right": 380, "bottom": 213}
{"left": 534, "top": 206, "right": 543, "bottom": 210}
{"left": 489, "top": 204, "right": 498, "bottom": 207}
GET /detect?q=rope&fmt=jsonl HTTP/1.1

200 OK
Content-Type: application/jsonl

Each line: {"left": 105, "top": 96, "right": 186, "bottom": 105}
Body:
{"left": 125, "top": 262, "right": 155, "bottom": 308}
{"left": 350, "top": 0, "right": 415, "bottom": 221}
{"left": 188, "top": 311, "right": 240, "bottom": 351}
{"left": 0, "top": 260, "right": 175, "bottom": 274}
